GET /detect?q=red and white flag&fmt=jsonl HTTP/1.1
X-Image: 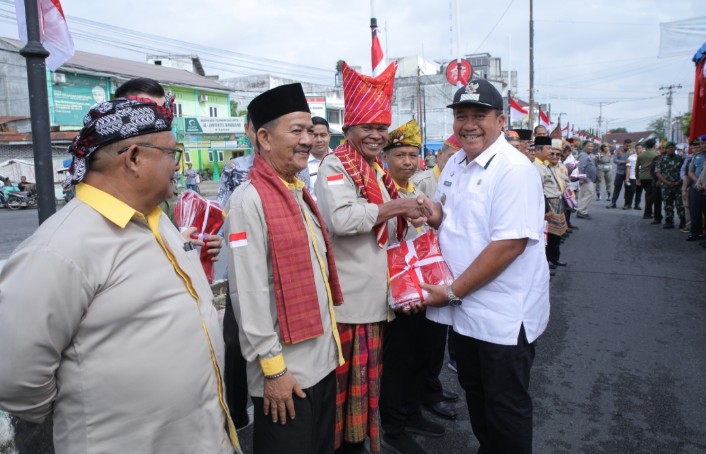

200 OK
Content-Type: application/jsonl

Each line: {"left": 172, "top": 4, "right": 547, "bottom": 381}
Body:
{"left": 327, "top": 173, "right": 345, "bottom": 186}
{"left": 561, "top": 123, "right": 569, "bottom": 138}
{"left": 509, "top": 96, "right": 528, "bottom": 122}
{"left": 538, "top": 108, "right": 551, "bottom": 128}
{"left": 15, "top": 0, "right": 75, "bottom": 71}
{"left": 228, "top": 232, "right": 248, "bottom": 248}
{"left": 371, "top": 23, "right": 385, "bottom": 76}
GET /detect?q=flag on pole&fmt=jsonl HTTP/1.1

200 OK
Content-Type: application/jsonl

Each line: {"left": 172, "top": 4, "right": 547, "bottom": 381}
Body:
{"left": 538, "top": 108, "right": 551, "bottom": 128}
{"left": 15, "top": 0, "right": 75, "bottom": 71}
{"left": 371, "top": 19, "right": 385, "bottom": 76}
{"left": 509, "top": 96, "right": 529, "bottom": 122}
{"left": 561, "top": 123, "right": 569, "bottom": 138}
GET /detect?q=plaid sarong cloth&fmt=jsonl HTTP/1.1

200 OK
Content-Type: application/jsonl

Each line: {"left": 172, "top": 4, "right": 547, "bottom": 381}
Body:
{"left": 249, "top": 155, "right": 344, "bottom": 344}
{"left": 546, "top": 197, "right": 568, "bottom": 237}
{"left": 335, "top": 322, "right": 384, "bottom": 452}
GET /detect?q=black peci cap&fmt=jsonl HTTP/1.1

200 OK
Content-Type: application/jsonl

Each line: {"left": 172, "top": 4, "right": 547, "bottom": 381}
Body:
{"left": 248, "top": 83, "right": 311, "bottom": 131}
{"left": 512, "top": 129, "right": 533, "bottom": 141}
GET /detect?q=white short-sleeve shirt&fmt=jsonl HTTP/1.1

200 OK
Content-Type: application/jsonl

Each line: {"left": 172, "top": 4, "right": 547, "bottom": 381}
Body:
{"left": 426, "top": 135, "right": 550, "bottom": 345}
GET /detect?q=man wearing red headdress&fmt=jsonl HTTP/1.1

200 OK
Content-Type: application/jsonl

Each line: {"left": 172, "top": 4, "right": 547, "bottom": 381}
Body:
{"left": 315, "top": 62, "right": 427, "bottom": 454}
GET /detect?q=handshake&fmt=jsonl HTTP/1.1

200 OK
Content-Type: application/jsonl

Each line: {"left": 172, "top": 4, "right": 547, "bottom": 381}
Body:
{"left": 389, "top": 195, "right": 441, "bottom": 228}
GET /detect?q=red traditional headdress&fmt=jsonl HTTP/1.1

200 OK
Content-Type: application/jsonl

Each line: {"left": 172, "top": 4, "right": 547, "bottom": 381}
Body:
{"left": 342, "top": 60, "right": 397, "bottom": 127}
{"left": 443, "top": 134, "right": 462, "bottom": 150}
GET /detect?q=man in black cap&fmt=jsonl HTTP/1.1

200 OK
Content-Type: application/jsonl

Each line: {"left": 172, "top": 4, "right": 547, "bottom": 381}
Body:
{"left": 512, "top": 129, "right": 533, "bottom": 157}
{"left": 224, "top": 83, "right": 344, "bottom": 454}
{"left": 420, "top": 79, "right": 549, "bottom": 454}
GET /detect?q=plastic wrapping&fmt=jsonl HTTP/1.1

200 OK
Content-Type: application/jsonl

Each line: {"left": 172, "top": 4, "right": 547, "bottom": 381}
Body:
{"left": 387, "top": 230, "right": 454, "bottom": 312}
{"left": 174, "top": 190, "right": 224, "bottom": 283}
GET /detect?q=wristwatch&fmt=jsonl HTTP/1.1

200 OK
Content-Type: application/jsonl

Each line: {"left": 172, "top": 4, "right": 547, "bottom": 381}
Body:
{"left": 446, "top": 286, "right": 463, "bottom": 307}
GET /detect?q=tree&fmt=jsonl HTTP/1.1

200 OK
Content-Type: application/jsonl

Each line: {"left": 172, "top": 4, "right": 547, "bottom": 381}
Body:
{"left": 336, "top": 60, "right": 344, "bottom": 72}
{"left": 648, "top": 117, "right": 667, "bottom": 140}
{"left": 681, "top": 113, "right": 692, "bottom": 137}
{"left": 609, "top": 128, "right": 627, "bottom": 133}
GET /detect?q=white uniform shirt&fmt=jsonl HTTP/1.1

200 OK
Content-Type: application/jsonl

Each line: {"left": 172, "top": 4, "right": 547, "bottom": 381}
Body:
{"left": 426, "top": 135, "right": 550, "bottom": 345}
{"left": 627, "top": 153, "right": 637, "bottom": 180}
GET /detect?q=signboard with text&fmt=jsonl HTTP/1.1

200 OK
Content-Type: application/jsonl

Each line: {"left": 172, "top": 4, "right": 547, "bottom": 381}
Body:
{"left": 52, "top": 73, "right": 110, "bottom": 126}
{"left": 183, "top": 117, "right": 246, "bottom": 134}
{"left": 306, "top": 96, "right": 327, "bottom": 119}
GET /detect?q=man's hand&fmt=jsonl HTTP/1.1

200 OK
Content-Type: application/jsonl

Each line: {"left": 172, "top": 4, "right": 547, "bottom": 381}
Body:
{"left": 263, "top": 371, "right": 306, "bottom": 425}
{"left": 419, "top": 197, "right": 443, "bottom": 229}
{"left": 420, "top": 283, "right": 449, "bottom": 308}
{"left": 181, "top": 228, "right": 222, "bottom": 261}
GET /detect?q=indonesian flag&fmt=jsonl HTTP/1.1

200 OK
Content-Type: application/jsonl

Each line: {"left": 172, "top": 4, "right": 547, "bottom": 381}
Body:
{"left": 15, "top": 0, "right": 75, "bottom": 71}
{"left": 538, "top": 108, "right": 551, "bottom": 128}
{"left": 371, "top": 23, "right": 385, "bottom": 76}
{"left": 509, "top": 96, "right": 529, "bottom": 122}
{"left": 561, "top": 123, "right": 569, "bottom": 138}
{"left": 228, "top": 232, "right": 248, "bottom": 248}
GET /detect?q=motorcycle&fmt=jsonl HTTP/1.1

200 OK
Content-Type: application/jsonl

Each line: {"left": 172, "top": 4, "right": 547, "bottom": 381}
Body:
{"left": 2, "top": 186, "right": 37, "bottom": 210}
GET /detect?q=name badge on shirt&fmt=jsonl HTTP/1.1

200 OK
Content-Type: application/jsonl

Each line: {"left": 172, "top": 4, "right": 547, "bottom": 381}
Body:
{"left": 443, "top": 180, "right": 452, "bottom": 187}
{"left": 228, "top": 232, "right": 248, "bottom": 248}
{"left": 327, "top": 174, "right": 345, "bottom": 186}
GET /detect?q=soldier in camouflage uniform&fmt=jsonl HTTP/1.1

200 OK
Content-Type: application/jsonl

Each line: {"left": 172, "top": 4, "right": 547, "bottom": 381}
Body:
{"left": 655, "top": 142, "right": 685, "bottom": 229}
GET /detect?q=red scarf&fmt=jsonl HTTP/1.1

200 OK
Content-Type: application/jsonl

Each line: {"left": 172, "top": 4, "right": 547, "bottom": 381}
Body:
{"left": 333, "top": 142, "right": 407, "bottom": 247}
{"left": 249, "top": 155, "right": 344, "bottom": 344}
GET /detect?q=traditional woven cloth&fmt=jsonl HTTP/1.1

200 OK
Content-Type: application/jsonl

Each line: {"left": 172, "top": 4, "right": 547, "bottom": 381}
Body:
{"left": 65, "top": 96, "right": 174, "bottom": 187}
{"left": 333, "top": 142, "right": 407, "bottom": 248}
{"left": 546, "top": 198, "right": 568, "bottom": 236}
{"left": 443, "top": 133, "right": 462, "bottom": 150}
{"left": 342, "top": 61, "right": 397, "bottom": 127}
{"left": 335, "top": 322, "right": 384, "bottom": 452}
{"left": 248, "top": 155, "right": 344, "bottom": 344}
{"left": 384, "top": 119, "right": 421, "bottom": 151}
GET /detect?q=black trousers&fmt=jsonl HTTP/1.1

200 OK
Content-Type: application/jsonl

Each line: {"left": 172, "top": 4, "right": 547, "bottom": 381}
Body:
{"left": 452, "top": 326, "right": 535, "bottom": 454}
{"left": 634, "top": 182, "right": 643, "bottom": 207}
{"left": 640, "top": 179, "right": 655, "bottom": 217}
{"left": 252, "top": 371, "right": 336, "bottom": 454}
{"left": 653, "top": 182, "right": 663, "bottom": 221}
{"left": 223, "top": 291, "right": 251, "bottom": 429}
{"left": 545, "top": 234, "right": 561, "bottom": 263}
{"left": 423, "top": 320, "right": 451, "bottom": 404}
{"left": 380, "top": 311, "right": 435, "bottom": 435}
{"left": 611, "top": 173, "right": 626, "bottom": 205}
{"left": 624, "top": 179, "right": 636, "bottom": 207}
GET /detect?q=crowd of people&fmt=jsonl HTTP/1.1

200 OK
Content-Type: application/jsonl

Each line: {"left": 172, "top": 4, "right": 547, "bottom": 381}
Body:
{"left": 0, "top": 64, "right": 701, "bottom": 454}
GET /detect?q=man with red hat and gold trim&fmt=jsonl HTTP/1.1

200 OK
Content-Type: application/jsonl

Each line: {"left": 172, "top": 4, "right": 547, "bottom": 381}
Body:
{"left": 315, "top": 62, "right": 427, "bottom": 454}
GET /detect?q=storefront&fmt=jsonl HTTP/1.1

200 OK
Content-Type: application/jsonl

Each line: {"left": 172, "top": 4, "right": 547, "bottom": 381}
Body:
{"left": 174, "top": 116, "right": 250, "bottom": 181}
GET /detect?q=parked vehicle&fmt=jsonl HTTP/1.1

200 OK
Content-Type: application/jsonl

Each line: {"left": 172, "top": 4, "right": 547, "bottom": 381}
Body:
{"left": 3, "top": 187, "right": 37, "bottom": 210}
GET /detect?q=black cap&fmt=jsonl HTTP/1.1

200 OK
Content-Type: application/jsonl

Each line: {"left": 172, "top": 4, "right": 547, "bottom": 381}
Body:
{"left": 248, "top": 83, "right": 311, "bottom": 131}
{"left": 534, "top": 136, "right": 552, "bottom": 147}
{"left": 512, "top": 129, "right": 533, "bottom": 141}
{"left": 447, "top": 79, "right": 504, "bottom": 111}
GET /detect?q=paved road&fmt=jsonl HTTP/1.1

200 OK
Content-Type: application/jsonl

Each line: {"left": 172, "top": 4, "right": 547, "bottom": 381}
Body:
{"left": 2, "top": 196, "right": 705, "bottom": 453}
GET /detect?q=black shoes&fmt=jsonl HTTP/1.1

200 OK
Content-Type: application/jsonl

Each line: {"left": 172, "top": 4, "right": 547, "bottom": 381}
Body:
{"left": 576, "top": 212, "right": 592, "bottom": 219}
{"left": 686, "top": 234, "right": 704, "bottom": 242}
{"left": 335, "top": 441, "right": 370, "bottom": 454}
{"left": 651, "top": 219, "right": 662, "bottom": 224}
{"left": 548, "top": 263, "right": 557, "bottom": 270}
{"left": 678, "top": 219, "right": 686, "bottom": 230}
{"left": 550, "top": 261, "right": 568, "bottom": 267}
{"left": 382, "top": 433, "right": 426, "bottom": 454}
{"left": 634, "top": 206, "right": 641, "bottom": 210}
{"left": 622, "top": 206, "right": 630, "bottom": 210}
{"left": 663, "top": 223, "right": 674, "bottom": 229}
{"left": 642, "top": 215, "right": 652, "bottom": 219}
{"left": 607, "top": 204, "right": 616, "bottom": 209}
{"left": 424, "top": 401, "right": 457, "bottom": 420}
{"left": 405, "top": 416, "right": 446, "bottom": 438}
{"left": 567, "top": 224, "right": 579, "bottom": 230}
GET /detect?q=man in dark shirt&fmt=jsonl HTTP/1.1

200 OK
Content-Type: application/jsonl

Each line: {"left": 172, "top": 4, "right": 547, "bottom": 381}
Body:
{"left": 655, "top": 142, "right": 685, "bottom": 229}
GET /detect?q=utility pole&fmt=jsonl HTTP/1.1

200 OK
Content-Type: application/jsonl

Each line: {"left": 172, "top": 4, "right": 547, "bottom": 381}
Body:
{"left": 528, "top": 0, "right": 535, "bottom": 131}
{"left": 660, "top": 84, "right": 682, "bottom": 141}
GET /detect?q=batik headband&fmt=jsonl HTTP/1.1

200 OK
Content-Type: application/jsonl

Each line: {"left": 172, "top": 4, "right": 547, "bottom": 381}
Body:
{"left": 65, "top": 94, "right": 174, "bottom": 187}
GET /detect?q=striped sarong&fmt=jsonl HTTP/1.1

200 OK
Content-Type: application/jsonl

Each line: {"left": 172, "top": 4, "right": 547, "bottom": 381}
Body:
{"left": 335, "top": 322, "right": 384, "bottom": 452}
{"left": 546, "top": 197, "right": 568, "bottom": 237}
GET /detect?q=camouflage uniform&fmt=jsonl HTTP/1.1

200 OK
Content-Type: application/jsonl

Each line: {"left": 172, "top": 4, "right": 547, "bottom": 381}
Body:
{"left": 656, "top": 153, "right": 685, "bottom": 224}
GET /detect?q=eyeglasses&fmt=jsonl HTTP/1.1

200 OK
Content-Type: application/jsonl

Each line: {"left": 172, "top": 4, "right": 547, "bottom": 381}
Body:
{"left": 117, "top": 143, "right": 183, "bottom": 162}
{"left": 549, "top": 152, "right": 562, "bottom": 156}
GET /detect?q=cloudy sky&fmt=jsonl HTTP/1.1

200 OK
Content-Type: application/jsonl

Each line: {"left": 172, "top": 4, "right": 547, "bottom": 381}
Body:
{"left": 0, "top": 0, "right": 704, "bottom": 134}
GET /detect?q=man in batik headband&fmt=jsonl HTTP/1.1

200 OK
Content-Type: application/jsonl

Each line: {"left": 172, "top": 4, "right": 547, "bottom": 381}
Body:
{"left": 315, "top": 61, "right": 427, "bottom": 454}
{"left": 0, "top": 98, "right": 241, "bottom": 454}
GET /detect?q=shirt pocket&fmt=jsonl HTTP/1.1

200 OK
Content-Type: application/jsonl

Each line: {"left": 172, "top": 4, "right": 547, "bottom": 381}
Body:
{"left": 452, "top": 191, "right": 489, "bottom": 236}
